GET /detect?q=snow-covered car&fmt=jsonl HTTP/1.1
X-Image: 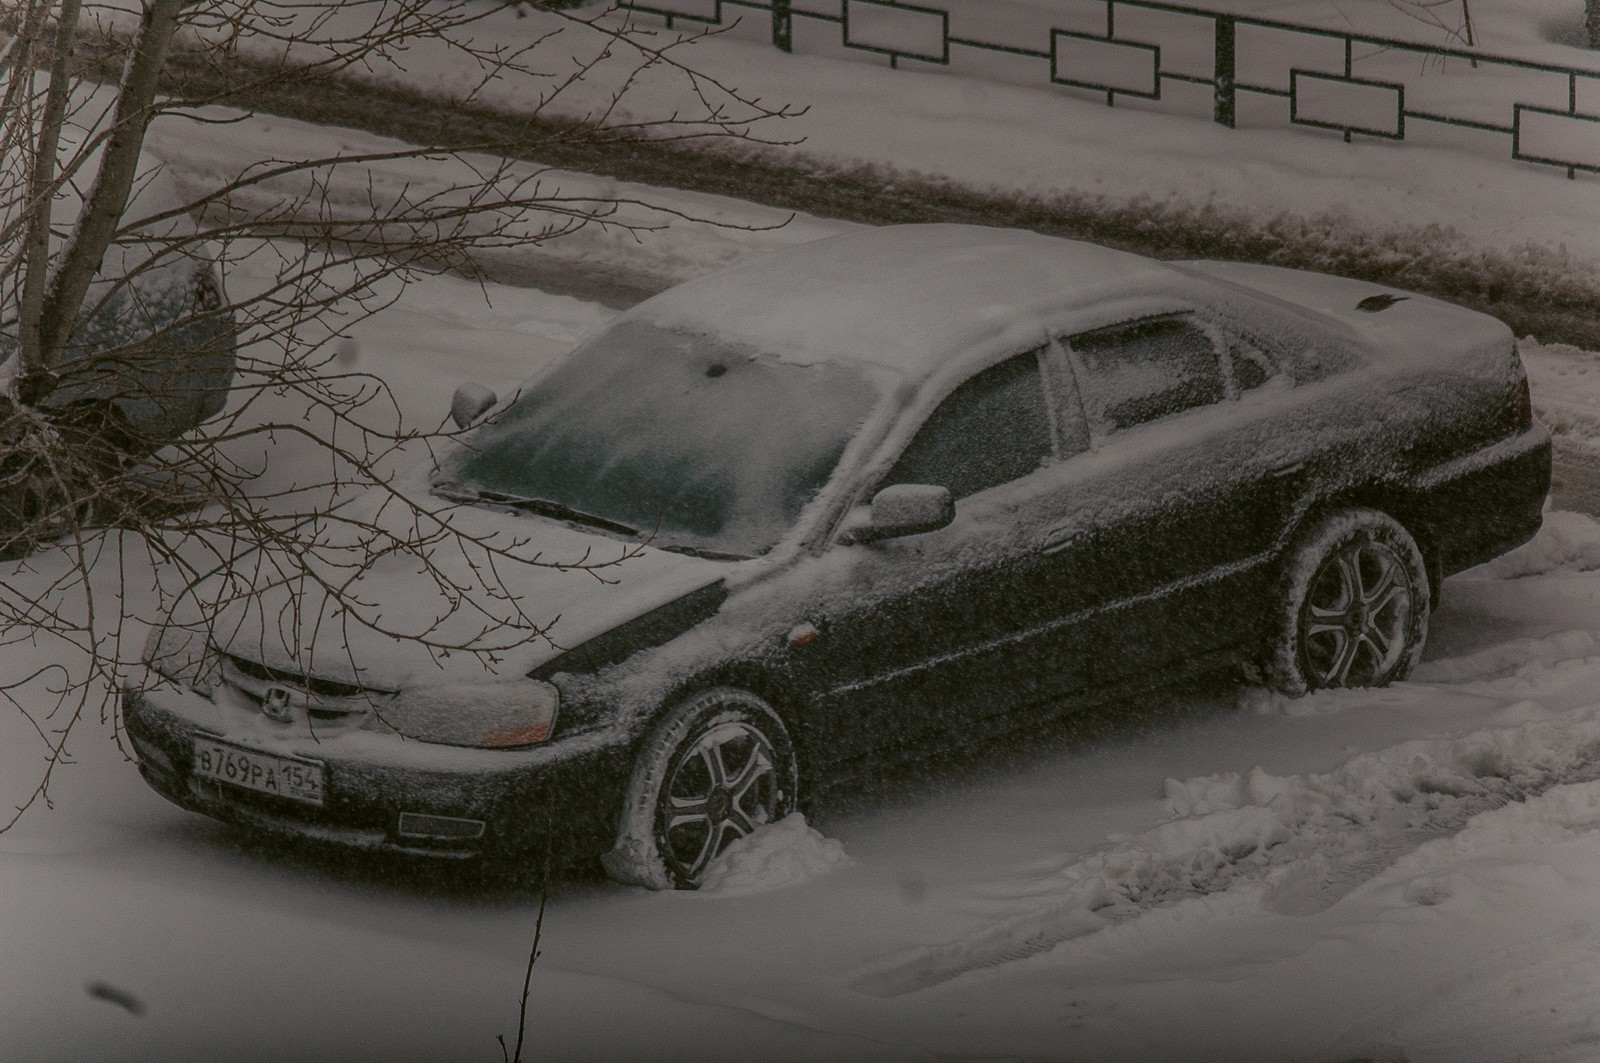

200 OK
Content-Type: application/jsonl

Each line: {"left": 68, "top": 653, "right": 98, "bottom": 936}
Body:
{"left": 0, "top": 157, "right": 235, "bottom": 534}
{"left": 0, "top": 255, "right": 233, "bottom": 449}
{"left": 2, "top": 157, "right": 236, "bottom": 433}
{"left": 123, "top": 224, "right": 1549, "bottom": 889}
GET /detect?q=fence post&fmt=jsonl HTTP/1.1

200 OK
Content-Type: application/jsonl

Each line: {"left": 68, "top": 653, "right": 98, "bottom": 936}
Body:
{"left": 773, "top": 0, "right": 792, "bottom": 53}
{"left": 1214, "top": 14, "right": 1236, "bottom": 129}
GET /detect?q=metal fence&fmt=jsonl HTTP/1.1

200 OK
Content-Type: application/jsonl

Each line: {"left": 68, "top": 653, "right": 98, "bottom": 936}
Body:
{"left": 621, "top": 0, "right": 1600, "bottom": 179}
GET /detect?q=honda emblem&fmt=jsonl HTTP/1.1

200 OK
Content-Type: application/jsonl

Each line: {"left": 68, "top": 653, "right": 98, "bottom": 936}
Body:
{"left": 261, "top": 686, "right": 295, "bottom": 723}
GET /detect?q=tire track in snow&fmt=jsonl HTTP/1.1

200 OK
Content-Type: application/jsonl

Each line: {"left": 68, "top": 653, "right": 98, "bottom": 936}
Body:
{"left": 851, "top": 700, "right": 1600, "bottom": 998}
{"left": 1413, "top": 629, "right": 1600, "bottom": 687}
{"left": 1310, "top": 783, "right": 1600, "bottom": 1063}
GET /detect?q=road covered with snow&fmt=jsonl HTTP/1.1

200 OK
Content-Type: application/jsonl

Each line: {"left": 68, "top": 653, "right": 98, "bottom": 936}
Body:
{"left": 4, "top": 254, "right": 1600, "bottom": 1060}
{"left": 8, "top": 0, "right": 1600, "bottom": 1059}
{"left": 255, "top": 0, "right": 1600, "bottom": 266}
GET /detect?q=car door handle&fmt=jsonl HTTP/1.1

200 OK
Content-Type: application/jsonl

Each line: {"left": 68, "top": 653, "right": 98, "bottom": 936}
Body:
{"left": 1042, "top": 525, "right": 1081, "bottom": 554}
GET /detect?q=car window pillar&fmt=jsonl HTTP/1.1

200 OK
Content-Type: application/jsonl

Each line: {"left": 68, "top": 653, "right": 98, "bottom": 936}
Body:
{"left": 1040, "top": 337, "right": 1091, "bottom": 459}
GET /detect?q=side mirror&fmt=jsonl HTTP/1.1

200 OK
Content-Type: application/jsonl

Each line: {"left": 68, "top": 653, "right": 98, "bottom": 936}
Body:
{"left": 450, "top": 383, "right": 497, "bottom": 429}
{"left": 844, "top": 484, "right": 954, "bottom": 545}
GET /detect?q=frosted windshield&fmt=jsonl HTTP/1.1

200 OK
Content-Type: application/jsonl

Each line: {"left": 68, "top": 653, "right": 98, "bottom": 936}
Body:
{"left": 444, "top": 321, "right": 882, "bottom": 558}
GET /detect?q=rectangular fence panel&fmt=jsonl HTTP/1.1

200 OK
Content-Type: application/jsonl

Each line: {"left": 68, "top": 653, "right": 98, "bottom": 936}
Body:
{"left": 1052, "top": 33, "right": 1160, "bottom": 97}
{"left": 1515, "top": 107, "right": 1600, "bottom": 173}
{"left": 1291, "top": 72, "right": 1404, "bottom": 139}
{"left": 845, "top": 0, "right": 949, "bottom": 63}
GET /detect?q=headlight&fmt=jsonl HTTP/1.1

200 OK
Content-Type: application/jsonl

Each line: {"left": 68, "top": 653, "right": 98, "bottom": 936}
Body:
{"left": 141, "top": 622, "right": 220, "bottom": 698}
{"left": 368, "top": 679, "right": 560, "bottom": 749}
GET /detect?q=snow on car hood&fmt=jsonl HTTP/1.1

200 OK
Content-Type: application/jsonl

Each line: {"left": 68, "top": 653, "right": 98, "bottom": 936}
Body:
{"left": 196, "top": 483, "right": 734, "bottom": 690}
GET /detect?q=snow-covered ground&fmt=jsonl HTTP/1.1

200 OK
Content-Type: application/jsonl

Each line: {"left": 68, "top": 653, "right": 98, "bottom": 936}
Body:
{"left": 5, "top": 251, "right": 1600, "bottom": 1061}
{"left": 9, "top": 0, "right": 1600, "bottom": 1060}
{"left": 282, "top": 0, "right": 1600, "bottom": 264}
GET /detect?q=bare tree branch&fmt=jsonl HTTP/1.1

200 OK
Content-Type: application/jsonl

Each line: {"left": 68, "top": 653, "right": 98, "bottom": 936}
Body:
{"left": 0, "top": 0, "right": 797, "bottom": 829}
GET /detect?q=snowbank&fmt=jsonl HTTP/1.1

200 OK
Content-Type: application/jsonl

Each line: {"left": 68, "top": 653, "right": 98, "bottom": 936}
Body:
{"left": 856, "top": 688, "right": 1600, "bottom": 996}
{"left": 697, "top": 813, "right": 851, "bottom": 896}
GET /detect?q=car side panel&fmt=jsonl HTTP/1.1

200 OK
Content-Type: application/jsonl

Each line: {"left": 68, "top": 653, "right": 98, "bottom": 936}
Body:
{"left": 785, "top": 463, "right": 1096, "bottom": 761}
{"left": 1067, "top": 397, "right": 1315, "bottom": 683}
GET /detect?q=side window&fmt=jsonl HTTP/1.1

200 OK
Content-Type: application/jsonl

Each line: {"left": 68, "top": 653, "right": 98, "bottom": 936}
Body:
{"left": 882, "top": 351, "right": 1053, "bottom": 501}
{"left": 1066, "top": 317, "right": 1225, "bottom": 432}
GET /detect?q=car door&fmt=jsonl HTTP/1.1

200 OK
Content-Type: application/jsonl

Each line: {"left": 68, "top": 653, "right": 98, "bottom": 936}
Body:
{"left": 1056, "top": 313, "right": 1303, "bottom": 685}
{"left": 792, "top": 347, "right": 1096, "bottom": 760}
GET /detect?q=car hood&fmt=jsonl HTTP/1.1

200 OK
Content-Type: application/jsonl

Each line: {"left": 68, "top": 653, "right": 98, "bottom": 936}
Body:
{"left": 198, "top": 485, "right": 733, "bottom": 690}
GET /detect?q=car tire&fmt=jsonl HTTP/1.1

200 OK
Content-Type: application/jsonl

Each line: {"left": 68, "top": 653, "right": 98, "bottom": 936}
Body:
{"left": 1264, "top": 508, "right": 1429, "bottom": 696}
{"left": 602, "top": 687, "right": 797, "bottom": 890}
{"left": 59, "top": 400, "right": 142, "bottom": 462}
{"left": 0, "top": 450, "right": 91, "bottom": 555}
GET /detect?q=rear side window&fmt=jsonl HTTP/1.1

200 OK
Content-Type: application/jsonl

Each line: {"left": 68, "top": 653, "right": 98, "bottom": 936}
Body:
{"left": 1067, "top": 317, "right": 1225, "bottom": 432}
{"left": 883, "top": 351, "right": 1053, "bottom": 500}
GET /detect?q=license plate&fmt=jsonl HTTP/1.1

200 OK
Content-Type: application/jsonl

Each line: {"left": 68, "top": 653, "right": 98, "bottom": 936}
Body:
{"left": 192, "top": 734, "right": 325, "bottom": 805}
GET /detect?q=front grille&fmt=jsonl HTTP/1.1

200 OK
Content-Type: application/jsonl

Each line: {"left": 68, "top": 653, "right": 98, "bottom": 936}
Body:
{"left": 220, "top": 654, "right": 390, "bottom": 732}
{"left": 225, "top": 654, "right": 371, "bottom": 699}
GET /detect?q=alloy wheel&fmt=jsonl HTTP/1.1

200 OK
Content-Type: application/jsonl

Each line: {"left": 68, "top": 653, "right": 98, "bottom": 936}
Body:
{"left": 1300, "top": 539, "right": 1412, "bottom": 688}
{"left": 657, "top": 718, "right": 781, "bottom": 883}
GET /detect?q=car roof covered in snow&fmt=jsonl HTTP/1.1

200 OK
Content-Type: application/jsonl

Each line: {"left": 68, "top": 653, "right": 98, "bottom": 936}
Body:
{"left": 628, "top": 224, "right": 1174, "bottom": 377}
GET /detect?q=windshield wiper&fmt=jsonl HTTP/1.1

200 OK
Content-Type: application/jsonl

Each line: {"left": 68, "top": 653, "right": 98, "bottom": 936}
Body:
{"left": 654, "top": 542, "right": 750, "bottom": 562}
{"left": 432, "top": 483, "right": 638, "bottom": 537}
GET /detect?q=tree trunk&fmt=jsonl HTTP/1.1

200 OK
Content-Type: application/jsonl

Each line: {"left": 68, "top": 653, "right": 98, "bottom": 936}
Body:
{"left": 35, "top": 0, "right": 184, "bottom": 372}
{"left": 16, "top": 0, "right": 82, "bottom": 382}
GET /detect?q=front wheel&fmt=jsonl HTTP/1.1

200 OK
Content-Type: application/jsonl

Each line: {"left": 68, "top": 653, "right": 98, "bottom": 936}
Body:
{"left": 602, "top": 687, "right": 797, "bottom": 890}
{"left": 1264, "top": 508, "right": 1429, "bottom": 696}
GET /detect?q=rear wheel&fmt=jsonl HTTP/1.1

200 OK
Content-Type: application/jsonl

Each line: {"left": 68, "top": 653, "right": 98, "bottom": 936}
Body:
{"left": 602, "top": 687, "right": 797, "bottom": 890}
{"left": 1265, "top": 508, "right": 1429, "bottom": 695}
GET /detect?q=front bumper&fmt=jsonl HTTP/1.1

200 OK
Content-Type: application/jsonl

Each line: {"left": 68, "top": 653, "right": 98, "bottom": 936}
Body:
{"left": 123, "top": 683, "right": 632, "bottom": 864}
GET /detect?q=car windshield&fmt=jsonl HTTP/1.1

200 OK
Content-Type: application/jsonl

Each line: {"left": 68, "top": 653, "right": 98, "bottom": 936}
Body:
{"left": 439, "top": 320, "right": 883, "bottom": 559}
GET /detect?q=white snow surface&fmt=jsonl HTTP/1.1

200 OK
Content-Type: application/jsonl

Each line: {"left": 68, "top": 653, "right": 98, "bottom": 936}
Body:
{"left": 6, "top": 252, "right": 1600, "bottom": 1060}
{"left": 697, "top": 813, "right": 852, "bottom": 896}
{"left": 202, "top": 0, "right": 1600, "bottom": 265}
{"left": 629, "top": 223, "right": 1167, "bottom": 371}
{"left": 10, "top": 1, "right": 1600, "bottom": 1060}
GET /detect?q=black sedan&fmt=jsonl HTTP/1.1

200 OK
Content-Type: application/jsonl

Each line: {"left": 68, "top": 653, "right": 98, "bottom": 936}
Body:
{"left": 124, "top": 224, "right": 1549, "bottom": 889}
